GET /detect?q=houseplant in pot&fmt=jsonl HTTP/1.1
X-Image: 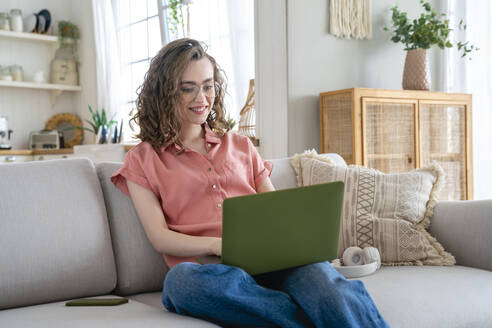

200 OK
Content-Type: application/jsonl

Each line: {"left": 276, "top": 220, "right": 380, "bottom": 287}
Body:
{"left": 72, "top": 105, "right": 117, "bottom": 144}
{"left": 384, "top": 0, "right": 477, "bottom": 90}
{"left": 51, "top": 21, "right": 80, "bottom": 85}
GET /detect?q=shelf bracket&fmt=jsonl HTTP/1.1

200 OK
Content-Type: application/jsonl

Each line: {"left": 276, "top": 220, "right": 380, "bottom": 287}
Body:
{"left": 50, "top": 90, "right": 62, "bottom": 107}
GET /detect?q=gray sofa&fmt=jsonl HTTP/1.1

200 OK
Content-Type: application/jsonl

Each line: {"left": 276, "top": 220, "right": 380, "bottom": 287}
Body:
{"left": 1, "top": 155, "right": 492, "bottom": 328}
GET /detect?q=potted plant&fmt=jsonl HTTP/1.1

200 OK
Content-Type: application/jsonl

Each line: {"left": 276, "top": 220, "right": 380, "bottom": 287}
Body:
{"left": 51, "top": 21, "right": 80, "bottom": 85}
{"left": 74, "top": 105, "right": 117, "bottom": 144}
{"left": 384, "top": 0, "right": 477, "bottom": 90}
{"left": 57, "top": 21, "right": 80, "bottom": 62}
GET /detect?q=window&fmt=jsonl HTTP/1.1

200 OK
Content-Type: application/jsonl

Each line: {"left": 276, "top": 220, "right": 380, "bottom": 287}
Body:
{"left": 113, "top": 0, "right": 162, "bottom": 141}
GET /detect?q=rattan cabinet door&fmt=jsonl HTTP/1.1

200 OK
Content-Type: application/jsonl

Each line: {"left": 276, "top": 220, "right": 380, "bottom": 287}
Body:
{"left": 362, "top": 98, "right": 418, "bottom": 173}
{"left": 320, "top": 91, "right": 354, "bottom": 163}
{"left": 419, "top": 102, "right": 468, "bottom": 200}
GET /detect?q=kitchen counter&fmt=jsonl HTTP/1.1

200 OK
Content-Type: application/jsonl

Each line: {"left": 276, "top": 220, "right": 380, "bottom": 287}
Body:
{"left": 0, "top": 149, "right": 74, "bottom": 155}
{"left": 0, "top": 145, "right": 135, "bottom": 156}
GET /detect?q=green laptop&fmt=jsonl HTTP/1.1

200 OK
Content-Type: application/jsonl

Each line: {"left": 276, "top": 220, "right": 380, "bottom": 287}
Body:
{"left": 218, "top": 181, "right": 344, "bottom": 275}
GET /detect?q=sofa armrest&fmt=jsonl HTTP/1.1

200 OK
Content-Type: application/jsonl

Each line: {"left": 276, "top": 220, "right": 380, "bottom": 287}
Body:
{"left": 429, "top": 200, "right": 492, "bottom": 272}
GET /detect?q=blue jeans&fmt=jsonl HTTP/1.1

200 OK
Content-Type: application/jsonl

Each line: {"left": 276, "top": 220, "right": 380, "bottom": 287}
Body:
{"left": 162, "top": 261, "right": 389, "bottom": 328}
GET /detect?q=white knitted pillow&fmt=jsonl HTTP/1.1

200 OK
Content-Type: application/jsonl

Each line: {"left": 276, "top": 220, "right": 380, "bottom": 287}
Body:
{"left": 291, "top": 150, "right": 455, "bottom": 266}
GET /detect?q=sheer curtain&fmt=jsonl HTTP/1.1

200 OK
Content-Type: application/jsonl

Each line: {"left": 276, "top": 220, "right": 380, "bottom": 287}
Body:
{"left": 440, "top": 0, "right": 492, "bottom": 199}
{"left": 91, "top": 0, "right": 123, "bottom": 125}
{"left": 93, "top": 0, "right": 254, "bottom": 140}
{"left": 185, "top": 0, "right": 255, "bottom": 121}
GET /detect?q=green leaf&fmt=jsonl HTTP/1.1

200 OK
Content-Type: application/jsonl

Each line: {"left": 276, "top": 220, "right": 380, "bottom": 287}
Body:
{"left": 101, "top": 108, "right": 107, "bottom": 125}
{"left": 88, "top": 105, "right": 101, "bottom": 127}
{"left": 383, "top": 0, "right": 477, "bottom": 59}
{"left": 84, "top": 119, "right": 98, "bottom": 134}
{"left": 391, "top": 36, "right": 401, "bottom": 43}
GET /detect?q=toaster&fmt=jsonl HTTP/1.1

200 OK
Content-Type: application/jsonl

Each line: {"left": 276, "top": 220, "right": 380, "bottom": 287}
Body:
{"left": 29, "top": 130, "right": 60, "bottom": 150}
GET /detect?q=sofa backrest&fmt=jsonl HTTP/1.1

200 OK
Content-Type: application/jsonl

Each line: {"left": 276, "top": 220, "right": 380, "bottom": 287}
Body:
{"left": 269, "top": 153, "right": 346, "bottom": 189}
{"left": 97, "top": 163, "right": 169, "bottom": 296}
{"left": 96, "top": 153, "right": 346, "bottom": 296}
{"left": 0, "top": 159, "right": 117, "bottom": 310}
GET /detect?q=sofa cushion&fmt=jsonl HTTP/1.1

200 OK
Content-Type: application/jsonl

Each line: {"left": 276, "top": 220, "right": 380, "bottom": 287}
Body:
{"left": 0, "top": 159, "right": 117, "bottom": 310}
{"left": 96, "top": 163, "right": 169, "bottom": 296}
{"left": 269, "top": 153, "right": 346, "bottom": 190}
{"left": 291, "top": 150, "right": 455, "bottom": 266}
{"left": 0, "top": 295, "right": 220, "bottom": 328}
{"left": 129, "top": 292, "right": 163, "bottom": 310}
{"left": 129, "top": 266, "right": 492, "bottom": 328}
{"left": 359, "top": 265, "right": 492, "bottom": 328}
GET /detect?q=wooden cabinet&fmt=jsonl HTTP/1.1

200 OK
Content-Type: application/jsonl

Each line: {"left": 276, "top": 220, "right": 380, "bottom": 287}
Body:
{"left": 320, "top": 88, "right": 473, "bottom": 200}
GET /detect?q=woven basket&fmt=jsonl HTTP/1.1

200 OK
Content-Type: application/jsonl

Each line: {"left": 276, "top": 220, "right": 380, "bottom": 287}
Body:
{"left": 402, "top": 49, "right": 431, "bottom": 90}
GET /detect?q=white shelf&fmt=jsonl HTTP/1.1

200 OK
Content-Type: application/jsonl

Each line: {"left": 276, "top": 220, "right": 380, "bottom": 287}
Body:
{"left": 0, "top": 30, "right": 58, "bottom": 43}
{"left": 0, "top": 30, "right": 80, "bottom": 106}
{"left": 0, "top": 80, "right": 81, "bottom": 91}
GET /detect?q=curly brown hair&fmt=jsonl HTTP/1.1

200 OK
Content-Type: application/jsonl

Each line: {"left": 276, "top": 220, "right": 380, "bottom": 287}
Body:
{"left": 130, "top": 38, "right": 229, "bottom": 153}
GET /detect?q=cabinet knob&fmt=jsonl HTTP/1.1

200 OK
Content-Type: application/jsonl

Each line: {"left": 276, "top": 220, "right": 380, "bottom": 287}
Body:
{"left": 38, "top": 155, "right": 44, "bottom": 160}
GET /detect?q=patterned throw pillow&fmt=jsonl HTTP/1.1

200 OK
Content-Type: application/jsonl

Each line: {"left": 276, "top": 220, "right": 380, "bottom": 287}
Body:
{"left": 291, "top": 150, "right": 455, "bottom": 266}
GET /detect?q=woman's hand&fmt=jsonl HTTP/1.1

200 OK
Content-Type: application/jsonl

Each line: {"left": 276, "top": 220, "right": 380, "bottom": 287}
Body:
{"left": 208, "top": 237, "right": 222, "bottom": 257}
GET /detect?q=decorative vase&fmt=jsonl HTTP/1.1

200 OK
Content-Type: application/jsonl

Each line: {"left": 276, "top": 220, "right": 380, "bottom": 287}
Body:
{"left": 402, "top": 49, "right": 431, "bottom": 90}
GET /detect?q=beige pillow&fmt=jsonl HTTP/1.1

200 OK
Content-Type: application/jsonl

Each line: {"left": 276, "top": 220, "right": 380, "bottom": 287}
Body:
{"left": 291, "top": 150, "right": 455, "bottom": 266}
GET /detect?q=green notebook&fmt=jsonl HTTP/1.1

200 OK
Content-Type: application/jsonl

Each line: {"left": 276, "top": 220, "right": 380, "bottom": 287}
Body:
{"left": 221, "top": 181, "right": 344, "bottom": 275}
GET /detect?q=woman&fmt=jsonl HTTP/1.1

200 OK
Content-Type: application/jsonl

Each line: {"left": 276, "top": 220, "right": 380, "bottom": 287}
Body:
{"left": 111, "top": 38, "right": 389, "bottom": 328}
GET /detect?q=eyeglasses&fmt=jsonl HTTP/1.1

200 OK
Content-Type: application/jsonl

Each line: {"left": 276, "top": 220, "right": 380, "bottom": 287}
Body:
{"left": 180, "top": 82, "right": 216, "bottom": 101}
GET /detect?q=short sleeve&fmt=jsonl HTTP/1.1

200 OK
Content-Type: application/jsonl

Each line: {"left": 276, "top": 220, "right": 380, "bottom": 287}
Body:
{"left": 247, "top": 137, "right": 273, "bottom": 189}
{"left": 110, "top": 148, "right": 156, "bottom": 198}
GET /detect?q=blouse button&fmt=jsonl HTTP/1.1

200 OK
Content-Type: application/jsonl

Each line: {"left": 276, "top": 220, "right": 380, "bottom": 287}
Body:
{"left": 212, "top": 184, "right": 217, "bottom": 189}
{"left": 217, "top": 203, "right": 222, "bottom": 208}
{"left": 207, "top": 167, "right": 212, "bottom": 171}
{"left": 207, "top": 143, "right": 211, "bottom": 147}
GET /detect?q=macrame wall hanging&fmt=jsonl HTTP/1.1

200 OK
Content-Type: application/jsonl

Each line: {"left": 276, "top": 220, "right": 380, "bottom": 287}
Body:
{"left": 329, "top": 0, "right": 372, "bottom": 40}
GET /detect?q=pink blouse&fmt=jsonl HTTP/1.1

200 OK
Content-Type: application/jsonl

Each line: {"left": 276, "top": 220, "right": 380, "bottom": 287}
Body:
{"left": 111, "top": 124, "right": 273, "bottom": 268}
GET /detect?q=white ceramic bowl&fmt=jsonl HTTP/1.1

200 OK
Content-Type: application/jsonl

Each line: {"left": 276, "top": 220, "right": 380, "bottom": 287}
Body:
{"left": 331, "top": 260, "right": 379, "bottom": 279}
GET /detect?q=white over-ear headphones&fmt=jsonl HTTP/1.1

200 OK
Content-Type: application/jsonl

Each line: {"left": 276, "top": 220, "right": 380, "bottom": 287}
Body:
{"left": 331, "top": 246, "right": 381, "bottom": 278}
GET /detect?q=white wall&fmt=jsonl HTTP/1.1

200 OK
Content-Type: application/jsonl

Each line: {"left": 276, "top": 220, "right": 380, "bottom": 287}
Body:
{"left": 256, "top": 0, "right": 439, "bottom": 158}
{"left": 0, "top": 0, "right": 96, "bottom": 149}
{"left": 70, "top": 0, "right": 97, "bottom": 144}
{"left": 287, "top": 0, "right": 443, "bottom": 155}
{"left": 255, "top": 0, "right": 288, "bottom": 159}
